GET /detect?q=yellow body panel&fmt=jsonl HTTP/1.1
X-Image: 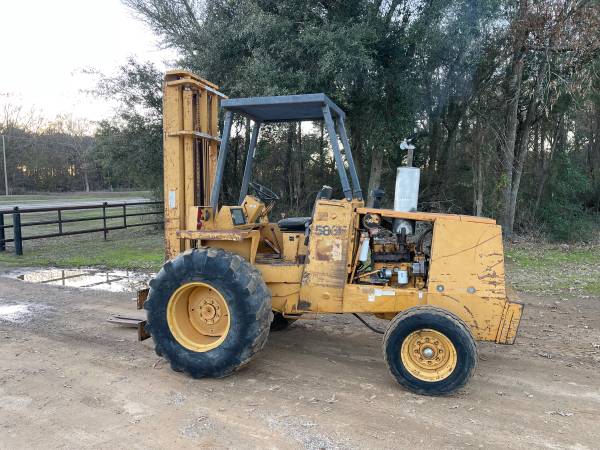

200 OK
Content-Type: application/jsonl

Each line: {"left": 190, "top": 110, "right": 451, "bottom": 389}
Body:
{"left": 299, "top": 199, "right": 362, "bottom": 312}
{"left": 428, "top": 219, "right": 506, "bottom": 299}
{"left": 281, "top": 233, "right": 305, "bottom": 261}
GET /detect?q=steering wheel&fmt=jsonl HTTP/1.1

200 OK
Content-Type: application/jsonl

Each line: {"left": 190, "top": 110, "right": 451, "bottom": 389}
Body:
{"left": 248, "top": 181, "right": 280, "bottom": 202}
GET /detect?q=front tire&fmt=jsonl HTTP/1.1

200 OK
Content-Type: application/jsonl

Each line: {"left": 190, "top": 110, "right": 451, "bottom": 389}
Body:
{"left": 145, "top": 248, "right": 271, "bottom": 378}
{"left": 383, "top": 306, "right": 477, "bottom": 395}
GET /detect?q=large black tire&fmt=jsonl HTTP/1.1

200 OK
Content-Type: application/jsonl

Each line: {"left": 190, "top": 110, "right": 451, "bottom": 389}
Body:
{"left": 383, "top": 306, "right": 477, "bottom": 396}
{"left": 144, "top": 248, "right": 272, "bottom": 378}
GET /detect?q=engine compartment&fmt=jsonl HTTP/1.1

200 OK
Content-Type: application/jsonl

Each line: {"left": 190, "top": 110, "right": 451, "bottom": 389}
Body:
{"left": 352, "top": 212, "right": 431, "bottom": 290}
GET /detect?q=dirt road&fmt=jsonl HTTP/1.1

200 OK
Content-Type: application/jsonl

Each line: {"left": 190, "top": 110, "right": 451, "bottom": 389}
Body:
{"left": 1, "top": 275, "right": 599, "bottom": 449}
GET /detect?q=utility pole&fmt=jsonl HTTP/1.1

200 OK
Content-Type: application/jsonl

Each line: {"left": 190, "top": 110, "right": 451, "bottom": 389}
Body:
{"left": 1, "top": 135, "right": 7, "bottom": 196}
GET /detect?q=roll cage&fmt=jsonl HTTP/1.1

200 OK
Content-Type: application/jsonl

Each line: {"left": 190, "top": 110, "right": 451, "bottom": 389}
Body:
{"left": 211, "top": 93, "right": 363, "bottom": 213}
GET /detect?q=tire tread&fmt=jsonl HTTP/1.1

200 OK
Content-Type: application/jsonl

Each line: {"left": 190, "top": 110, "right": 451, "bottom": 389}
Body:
{"left": 382, "top": 306, "right": 477, "bottom": 395}
{"left": 145, "top": 248, "right": 271, "bottom": 378}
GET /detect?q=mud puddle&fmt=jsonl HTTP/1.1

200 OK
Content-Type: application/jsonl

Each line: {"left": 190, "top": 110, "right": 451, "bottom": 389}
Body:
{"left": 1, "top": 268, "right": 153, "bottom": 292}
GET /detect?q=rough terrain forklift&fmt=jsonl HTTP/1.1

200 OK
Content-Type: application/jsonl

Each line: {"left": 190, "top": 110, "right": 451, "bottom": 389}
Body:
{"left": 143, "top": 70, "right": 523, "bottom": 395}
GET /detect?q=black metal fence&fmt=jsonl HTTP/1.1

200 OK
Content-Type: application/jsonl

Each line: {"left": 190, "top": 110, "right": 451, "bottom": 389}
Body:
{"left": 0, "top": 201, "right": 163, "bottom": 256}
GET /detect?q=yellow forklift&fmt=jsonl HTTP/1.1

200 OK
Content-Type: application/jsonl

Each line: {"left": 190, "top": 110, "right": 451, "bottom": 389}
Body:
{"left": 143, "top": 70, "right": 522, "bottom": 395}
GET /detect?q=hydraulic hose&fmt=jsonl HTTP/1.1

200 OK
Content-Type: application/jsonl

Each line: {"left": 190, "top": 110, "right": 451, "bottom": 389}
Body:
{"left": 353, "top": 313, "right": 385, "bottom": 335}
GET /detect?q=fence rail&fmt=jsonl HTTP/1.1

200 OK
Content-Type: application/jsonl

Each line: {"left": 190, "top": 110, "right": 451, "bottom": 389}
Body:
{"left": 0, "top": 201, "right": 164, "bottom": 256}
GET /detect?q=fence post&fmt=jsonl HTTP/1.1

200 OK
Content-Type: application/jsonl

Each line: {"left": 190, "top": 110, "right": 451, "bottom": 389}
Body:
{"left": 102, "top": 202, "right": 108, "bottom": 240}
{"left": 0, "top": 212, "right": 5, "bottom": 252}
{"left": 123, "top": 204, "right": 127, "bottom": 228}
{"left": 12, "top": 207, "right": 22, "bottom": 256}
{"left": 57, "top": 209, "right": 63, "bottom": 235}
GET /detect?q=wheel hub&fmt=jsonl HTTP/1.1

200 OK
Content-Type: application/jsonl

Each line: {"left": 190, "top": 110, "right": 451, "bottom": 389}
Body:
{"left": 167, "top": 282, "right": 230, "bottom": 352}
{"left": 195, "top": 299, "right": 222, "bottom": 324}
{"left": 400, "top": 329, "right": 457, "bottom": 382}
{"left": 421, "top": 347, "right": 435, "bottom": 359}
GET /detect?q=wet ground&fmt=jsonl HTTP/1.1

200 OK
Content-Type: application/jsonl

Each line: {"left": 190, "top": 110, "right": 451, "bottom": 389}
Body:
{"left": 1, "top": 267, "right": 153, "bottom": 293}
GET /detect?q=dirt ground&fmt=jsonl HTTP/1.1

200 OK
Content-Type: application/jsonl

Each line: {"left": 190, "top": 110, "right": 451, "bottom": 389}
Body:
{"left": 1, "top": 275, "right": 599, "bottom": 450}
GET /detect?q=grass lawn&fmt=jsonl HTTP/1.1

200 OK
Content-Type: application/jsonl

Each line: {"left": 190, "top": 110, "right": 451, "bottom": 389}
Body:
{"left": 0, "top": 227, "right": 164, "bottom": 271}
{"left": 506, "top": 242, "right": 600, "bottom": 296}
{"left": 0, "top": 191, "right": 162, "bottom": 271}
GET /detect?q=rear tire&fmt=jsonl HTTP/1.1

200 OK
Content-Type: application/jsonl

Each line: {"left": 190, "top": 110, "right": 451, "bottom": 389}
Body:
{"left": 383, "top": 306, "right": 477, "bottom": 395}
{"left": 144, "top": 248, "right": 271, "bottom": 378}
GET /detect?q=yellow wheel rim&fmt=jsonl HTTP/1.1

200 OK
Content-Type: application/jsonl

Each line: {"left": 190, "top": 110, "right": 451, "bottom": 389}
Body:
{"left": 167, "top": 282, "right": 230, "bottom": 352}
{"left": 400, "top": 329, "right": 457, "bottom": 382}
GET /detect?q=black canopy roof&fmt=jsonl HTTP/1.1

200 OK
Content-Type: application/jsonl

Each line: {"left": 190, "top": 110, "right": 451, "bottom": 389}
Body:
{"left": 221, "top": 93, "right": 345, "bottom": 123}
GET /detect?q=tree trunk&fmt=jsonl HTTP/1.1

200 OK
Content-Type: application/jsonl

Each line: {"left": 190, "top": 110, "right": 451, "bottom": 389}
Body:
{"left": 366, "top": 147, "right": 383, "bottom": 207}
{"left": 507, "top": 53, "right": 547, "bottom": 232}
{"left": 426, "top": 116, "right": 443, "bottom": 198}
{"left": 83, "top": 170, "right": 90, "bottom": 192}
{"left": 438, "top": 100, "right": 465, "bottom": 190}
{"left": 296, "top": 122, "right": 304, "bottom": 212}
{"left": 242, "top": 117, "right": 250, "bottom": 181}
{"left": 472, "top": 126, "right": 484, "bottom": 216}
{"left": 500, "top": 56, "right": 525, "bottom": 234}
{"left": 533, "top": 117, "right": 562, "bottom": 215}
{"left": 500, "top": 0, "right": 529, "bottom": 235}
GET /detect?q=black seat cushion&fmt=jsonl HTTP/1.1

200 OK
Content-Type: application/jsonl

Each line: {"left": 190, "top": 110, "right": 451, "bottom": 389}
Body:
{"left": 277, "top": 217, "right": 311, "bottom": 232}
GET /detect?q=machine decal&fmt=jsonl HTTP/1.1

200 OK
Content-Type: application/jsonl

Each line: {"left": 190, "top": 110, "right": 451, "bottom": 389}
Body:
{"left": 314, "top": 225, "right": 348, "bottom": 236}
{"left": 367, "top": 288, "right": 396, "bottom": 302}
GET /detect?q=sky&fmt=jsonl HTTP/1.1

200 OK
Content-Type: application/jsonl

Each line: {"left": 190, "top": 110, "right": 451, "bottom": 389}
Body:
{"left": 0, "top": 0, "right": 177, "bottom": 125}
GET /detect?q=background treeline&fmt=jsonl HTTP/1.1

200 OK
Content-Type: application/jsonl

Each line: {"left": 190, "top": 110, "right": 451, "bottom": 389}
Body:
{"left": 0, "top": 108, "right": 99, "bottom": 192}
{"left": 0, "top": 100, "right": 160, "bottom": 192}
{"left": 2, "top": 0, "right": 599, "bottom": 241}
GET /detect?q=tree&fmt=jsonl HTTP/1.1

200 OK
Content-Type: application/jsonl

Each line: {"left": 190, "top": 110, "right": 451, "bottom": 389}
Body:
{"left": 120, "top": 0, "right": 600, "bottom": 240}
{"left": 497, "top": 0, "right": 600, "bottom": 234}
{"left": 91, "top": 59, "right": 164, "bottom": 191}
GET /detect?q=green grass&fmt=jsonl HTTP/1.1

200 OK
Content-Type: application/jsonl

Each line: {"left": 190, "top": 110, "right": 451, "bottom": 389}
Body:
{"left": 0, "top": 192, "right": 163, "bottom": 271}
{"left": 506, "top": 247, "right": 600, "bottom": 267}
{"left": 583, "top": 280, "right": 600, "bottom": 295}
{"left": 505, "top": 243, "right": 600, "bottom": 296}
{"left": 0, "top": 227, "right": 164, "bottom": 271}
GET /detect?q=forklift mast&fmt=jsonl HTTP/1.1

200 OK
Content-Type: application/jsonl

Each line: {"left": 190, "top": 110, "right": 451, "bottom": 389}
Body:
{"left": 162, "top": 70, "right": 227, "bottom": 259}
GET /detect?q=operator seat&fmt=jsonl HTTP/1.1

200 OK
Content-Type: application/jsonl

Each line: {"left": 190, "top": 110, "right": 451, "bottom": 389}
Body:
{"left": 277, "top": 216, "right": 311, "bottom": 232}
{"left": 277, "top": 185, "right": 333, "bottom": 232}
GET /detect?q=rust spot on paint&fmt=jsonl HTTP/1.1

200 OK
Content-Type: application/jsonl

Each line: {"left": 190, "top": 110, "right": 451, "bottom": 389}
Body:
{"left": 316, "top": 240, "right": 334, "bottom": 260}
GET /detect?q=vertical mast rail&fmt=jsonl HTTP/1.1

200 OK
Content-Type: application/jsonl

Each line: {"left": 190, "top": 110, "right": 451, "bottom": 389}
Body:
{"left": 210, "top": 111, "right": 233, "bottom": 213}
{"left": 239, "top": 121, "right": 262, "bottom": 205}
{"left": 336, "top": 118, "right": 362, "bottom": 200}
{"left": 322, "top": 105, "right": 352, "bottom": 201}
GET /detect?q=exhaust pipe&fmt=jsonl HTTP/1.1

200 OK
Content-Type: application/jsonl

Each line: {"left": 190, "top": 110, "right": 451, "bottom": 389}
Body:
{"left": 393, "top": 139, "right": 420, "bottom": 235}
